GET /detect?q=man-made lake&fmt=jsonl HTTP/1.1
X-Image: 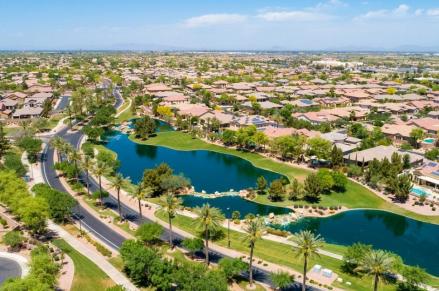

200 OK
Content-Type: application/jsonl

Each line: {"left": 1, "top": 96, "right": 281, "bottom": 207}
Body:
{"left": 181, "top": 195, "right": 291, "bottom": 218}
{"left": 271, "top": 209, "right": 439, "bottom": 275}
{"left": 103, "top": 131, "right": 283, "bottom": 193}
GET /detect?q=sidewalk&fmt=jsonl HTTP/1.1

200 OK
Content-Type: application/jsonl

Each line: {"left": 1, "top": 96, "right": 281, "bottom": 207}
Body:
{"left": 95, "top": 174, "right": 340, "bottom": 291}
{"left": 22, "top": 148, "right": 138, "bottom": 291}
{"left": 49, "top": 222, "right": 137, "bottom": 291}
{"left": 115, "top": 97, "right": 131, "bottom": 118}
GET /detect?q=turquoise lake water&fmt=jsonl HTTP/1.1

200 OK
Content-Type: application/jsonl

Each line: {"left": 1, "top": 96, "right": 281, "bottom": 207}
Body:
{"left": 181, "top": 195, "right": 291, "bottom": 218}
{"left": 104, "top": 122, "right": 439, "bottom": 275}
{"left": 271, "top": 209, "right": 439, "bottom": 275}
{"left": 103, "top": 131, "right": 283, "bottom": 193}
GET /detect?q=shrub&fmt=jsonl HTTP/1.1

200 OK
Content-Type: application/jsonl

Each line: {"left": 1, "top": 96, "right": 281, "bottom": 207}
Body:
{"left": 0, "top": 217, "right": 7, "bottom": 227}
{"left": 135, "top": 223, "right": 163, "bottom": 245}
{"left": 95, "top": 242, "right": 112, "bottom": 257}
{"left": 4, "top": 153, "right": 27, "bottom": 177}
{"left": 3, "top": 230, "right": 24, "bottom": 250}
{"left": 266, "top": 227, "right": 290, "bottom": 237}
{"left": 92, "top": 190, "right": 110, "bottom": 200}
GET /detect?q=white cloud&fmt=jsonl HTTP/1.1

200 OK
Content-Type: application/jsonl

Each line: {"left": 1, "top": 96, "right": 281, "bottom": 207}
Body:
{"left": 394, "top": 4, "right": 410, "bottom": 15}
{"left": 355, "top": 4, "right": 411, "bottom": 20}
{"left": 415, "top": 9, "right": 424, "bottom": 16}
{"left": 183, "top": 13, "right": 247, "bottom": 28}
{"left": 257, "top": 10, "right": 330, "bottom": 22}
{"left": 427, "top": 8, "right": 439, "bottom": 16}
{"left": 315, "top": 0, "right": 347, "bottom": 10}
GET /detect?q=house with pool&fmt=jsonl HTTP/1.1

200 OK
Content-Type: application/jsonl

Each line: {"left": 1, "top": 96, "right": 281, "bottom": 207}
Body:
{"left": 413, "top": 162, "right": 439, "bottom": 201}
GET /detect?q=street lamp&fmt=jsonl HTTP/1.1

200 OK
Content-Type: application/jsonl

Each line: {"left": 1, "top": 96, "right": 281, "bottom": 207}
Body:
{"left": 227, "top": 207, "right": 231, "bottom": 248}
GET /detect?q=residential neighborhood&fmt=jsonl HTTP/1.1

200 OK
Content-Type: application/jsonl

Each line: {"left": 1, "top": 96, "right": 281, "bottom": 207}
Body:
{"left": 2, "top": 1, "right": 439, "bottom": 291}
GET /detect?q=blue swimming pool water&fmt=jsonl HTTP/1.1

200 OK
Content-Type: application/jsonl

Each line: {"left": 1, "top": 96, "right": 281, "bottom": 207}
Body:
{"left": 411, "top": 186, "right": 429, "bottom": 197}
{"left": 423, "top": 138, "right": 435, "bottom": 144}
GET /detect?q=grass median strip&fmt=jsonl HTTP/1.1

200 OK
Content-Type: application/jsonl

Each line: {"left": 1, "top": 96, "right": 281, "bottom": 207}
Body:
{"left": 52, "top": 239, "right": 115, "bottom": 291}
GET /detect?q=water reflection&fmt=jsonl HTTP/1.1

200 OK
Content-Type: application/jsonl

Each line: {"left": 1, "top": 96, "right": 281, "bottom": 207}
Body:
{"left": 104, "top": 131, "right": 283, "bottom": 193}
{"left": 182, "top": 195, "right": 291, "bottom": 218}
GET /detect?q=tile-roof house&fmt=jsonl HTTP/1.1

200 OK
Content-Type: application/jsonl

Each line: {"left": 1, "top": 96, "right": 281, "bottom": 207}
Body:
{"left": 381, "top": 123, "right": 414, "bottom": 144}
{"left": 231, "top": 115, "right": 275, "bottom": 128}
{"left": 408, "top": 118, "right": 439, "bottom": 134}
{"left": 345, "top": 145, "right": 423, "bottom": 165}
{"left": 173, "top": 103, "right": 211, "bottom": 118}
{"left": 145, "top": 83, "right": 172, "bottom": 93}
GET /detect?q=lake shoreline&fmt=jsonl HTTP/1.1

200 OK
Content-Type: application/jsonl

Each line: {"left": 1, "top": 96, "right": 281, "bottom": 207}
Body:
{"left": 102, "top": 126, "right": 439, "bottom": 225}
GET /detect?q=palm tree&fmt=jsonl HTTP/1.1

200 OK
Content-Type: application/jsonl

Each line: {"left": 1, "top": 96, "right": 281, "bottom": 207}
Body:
{"left": 161, "top": 193, "right": 182, "bottom": 249}
{"left": 50, "top": 136, "right": 65, "bottom": 162}
{"left": 68, "top": 149, "right": 82, "bottom": 180}
{"left": 81, "top": 155, "right": 94, "bottom": 196}
{"left": 130, "top": 182, "right": 148, "bottom": 219}
{"left": 110, "top": 173, "right": 130, "bottom": 220}
{"left": 61, "top": 142, "right": 74, "bottom": 162}
{"left": 355, "top": 250, "right": 394, "bottom": 291}
{"left": 93, "top": 162, "right": 108, "bottom": 204}
{"left": 243, "top": 217, "right": 265, "bottom": 287}
{"left": 193, "top": 203, "right": 224, "bottom": 265}
{"left": 291, "top": 230, "right": 324, "bottom": 291}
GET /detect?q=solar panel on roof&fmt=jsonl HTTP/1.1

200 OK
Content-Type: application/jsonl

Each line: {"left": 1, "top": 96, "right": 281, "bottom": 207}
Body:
{"left": 428, "top": 162, "right": 437, "bottom": 167}
{"left": 301, "top": 99, "right": 313, "bottom": 105}
{"left": 432, "top": 171, "right": 439, "bottom": 176}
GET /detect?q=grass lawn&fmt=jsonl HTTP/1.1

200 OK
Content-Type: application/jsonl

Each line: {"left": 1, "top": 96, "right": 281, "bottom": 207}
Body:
{"left": 237, "top": 278, "right": 266, "bottom": 291}
{"left": 52, "top": 239, "right": 116, "bottom": 291}
{"left": 4, "top": 126, "right": 21, "bottom": 137}
{"left": 115, "top": 98, "right": 134, "bottom": 123}
{"left": 130, "top": 130, "right": 439, "bottom": 224}
{"left": 155, "top": 210, "right": 399, "bottom": 291}
{"left": 108, "top": 255, "right": 124, "bottom": 271}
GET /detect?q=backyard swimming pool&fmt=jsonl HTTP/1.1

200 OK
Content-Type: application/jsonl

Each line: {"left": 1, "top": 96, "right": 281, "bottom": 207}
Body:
{"left": 411, "top": 186, "right": 429, "bottom": 197}
{"left": 423, "top": 138, "right": 436, "bottom": 144}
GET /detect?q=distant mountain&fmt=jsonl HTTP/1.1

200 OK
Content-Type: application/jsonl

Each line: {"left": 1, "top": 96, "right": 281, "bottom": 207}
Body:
{"left": 326, "top": 44, "right": 439, "bottom": 53}
{"left": 2, "top": 43, "right": 438, "bottom": 53}
{"left": 104, "top": 42, "right": 188, "bottom": 51}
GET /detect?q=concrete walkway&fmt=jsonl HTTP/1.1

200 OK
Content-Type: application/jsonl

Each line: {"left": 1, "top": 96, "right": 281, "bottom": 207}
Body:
{"left": 57, "top": 253, "right": 74, "bottom": 291}
{"left": 49, "top": 222, "right": 138, "bottom": 291}
{"left": 92, "top": 174, "right": 339, "bottom": 290}
{"left": 22, "top": 149, "right": 138, "bottom": 291}
{"left": 115, "top": 97, "right": 131, "bottom": 118}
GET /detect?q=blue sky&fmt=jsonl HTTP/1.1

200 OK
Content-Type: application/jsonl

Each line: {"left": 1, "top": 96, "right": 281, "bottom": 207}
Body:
{"left": 1, "top": 0, "right": 439, "bottom": 50}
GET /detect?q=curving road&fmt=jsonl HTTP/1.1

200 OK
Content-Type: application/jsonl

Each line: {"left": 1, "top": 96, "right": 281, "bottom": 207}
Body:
{"left": 0, "top": 258, "right": 21, "bottom": 285}
{"left": 40, "top": 89, "right": 310, "bottom": 290}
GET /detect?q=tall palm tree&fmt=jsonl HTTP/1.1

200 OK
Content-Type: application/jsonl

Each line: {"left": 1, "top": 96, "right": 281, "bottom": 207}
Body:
{"left": 355, "top": 250, "right": 394, "bottom": 291}
{"left": 130, "top": 182, "right": 149, "bottom": 219}
{"left": 68, "top": 149, "right": 82, "bottom": 180}
{"left": 93, "top": 162, "right": 108, "bottom": 204}
{"left": 243, "top": 217, "right": 265, "bottom": 287}
{"left": 291, "top": 230, "right": 324, "bottom": 291}
{"left": 110, "top": 173, "right": 130, "bottom": 220}
{"left": 61, "top": 142, "right": 74, "bottom": 162}
{"left": 81, "top": 155, "right": 94, "bottom": 196}
{"left": 161, "top": 193, "right": 182, "bottom": 249}
{"left": 50, "top": 136, "right": 65, "bottom": 162}
{"left": 193, "top": 203, "right": 224, "bottom": 265}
